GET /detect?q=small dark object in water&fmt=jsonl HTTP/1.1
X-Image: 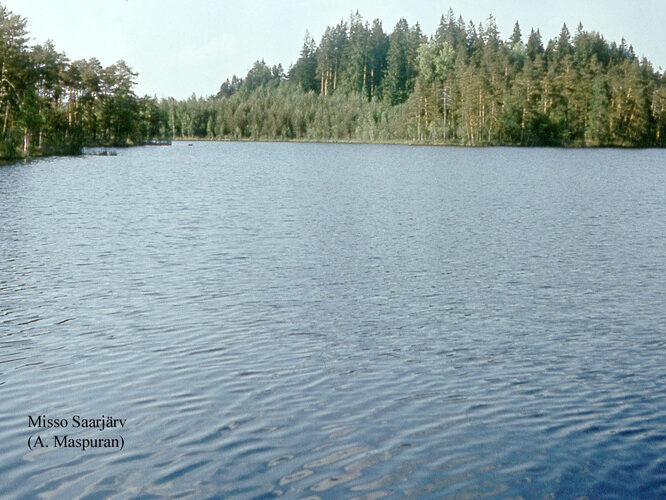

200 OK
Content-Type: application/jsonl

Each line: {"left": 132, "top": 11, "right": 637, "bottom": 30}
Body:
{"left": 187, "top": 143, "right": 193, "bottom": 146}
{"left": 82, "top": 147, "right": 118, "bottom": 156}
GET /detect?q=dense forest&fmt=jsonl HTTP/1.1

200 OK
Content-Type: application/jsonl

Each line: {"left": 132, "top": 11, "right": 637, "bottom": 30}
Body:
{"left": 1, "top": 4, "right": 665, "bottom": 157}
{"left": 168, "top": 10, "right": 666, "bottom": 147}
{"left": 0, "top": 4, "right": 165, "bottom": 158}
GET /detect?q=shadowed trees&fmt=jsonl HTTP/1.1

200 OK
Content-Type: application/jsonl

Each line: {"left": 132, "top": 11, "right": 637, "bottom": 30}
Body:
{"left": 0, "top": 5, "right": 166, "bottom": 158}
{"left": 4, "top": 3, "right": 663, "bottom": 152}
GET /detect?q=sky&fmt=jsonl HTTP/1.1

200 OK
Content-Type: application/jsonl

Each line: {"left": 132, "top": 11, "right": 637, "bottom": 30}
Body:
{"left": 4, "top": 0, "right": 665, "bottom": 100}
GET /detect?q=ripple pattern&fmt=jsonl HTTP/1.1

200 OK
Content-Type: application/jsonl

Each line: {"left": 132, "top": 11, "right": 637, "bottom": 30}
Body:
{"left": 1, "top": 143, "right": 665, "bottom": 498}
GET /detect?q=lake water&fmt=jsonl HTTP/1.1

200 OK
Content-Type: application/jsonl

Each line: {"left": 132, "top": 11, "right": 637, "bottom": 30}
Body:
{"left": 1, "top": 142, "right": 665, "bottom": 498}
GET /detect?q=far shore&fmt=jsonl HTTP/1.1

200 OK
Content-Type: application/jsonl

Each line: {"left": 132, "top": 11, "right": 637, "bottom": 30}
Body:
{"left": 2, "top": 138, "right": 662, "bottom": 164}
{"left": 170, "top": 137, "right": 664, "bottom": 149}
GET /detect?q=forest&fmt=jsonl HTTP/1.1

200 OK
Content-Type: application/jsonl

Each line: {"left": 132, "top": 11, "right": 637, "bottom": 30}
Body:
{"left": 167, "top": 10, "right": 666, "bottom": 147}
{"left": 0, "top": 4, "right": 165, "bottom": 158}
{"left": 1, "top": 5, "right": 665, "bottom": 158}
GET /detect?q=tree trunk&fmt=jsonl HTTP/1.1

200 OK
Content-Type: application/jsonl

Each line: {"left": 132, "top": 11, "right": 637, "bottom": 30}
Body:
{"left": 370, "top": 69, "right": 374, "bottom": 98}
{"left": 363, "top": 65, "right": 367, "bottom": 95}
{"left": 3, "top": 106, "right": 9, "bottom": 136}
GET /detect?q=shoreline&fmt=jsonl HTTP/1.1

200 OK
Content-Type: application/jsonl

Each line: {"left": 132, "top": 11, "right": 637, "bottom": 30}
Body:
{"left": 171, "top": 137, "right": 665, "bottom": 150}
{"left": 2, "top": 138, "right": 663, "bottom": 164}
{"left": 0, "top": 140, "right": 172, "bottom": 164}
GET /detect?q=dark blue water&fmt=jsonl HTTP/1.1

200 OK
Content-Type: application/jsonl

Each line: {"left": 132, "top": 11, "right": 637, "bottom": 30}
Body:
{"left": 1, "top": 142, "right": 665, "bottom": 498}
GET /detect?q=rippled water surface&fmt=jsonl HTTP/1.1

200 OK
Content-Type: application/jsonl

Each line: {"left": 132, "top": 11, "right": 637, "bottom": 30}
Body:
{"left": 1, "top": 142, "right": 665, "bottom": 498}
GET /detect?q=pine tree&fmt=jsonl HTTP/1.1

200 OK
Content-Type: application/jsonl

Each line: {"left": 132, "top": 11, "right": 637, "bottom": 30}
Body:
{"left": 384, "top": 19, "right": 413, "bottom": 105}
{"left": 510, "top": 21, "right": 522, "bottom": 50}
{"left": 368, "top": 19, "right": 389, "bottom": 99}
{"left": 557, "top": 23, "right": 573, "bottom": 59}
{"left": 289, "top": 32, "right": 318, "bottom": 93}
{"left": 316, "top": 21, "right": 348, "bottom": 96}
{"left": 0, "top": 5, "right": 29, "bottom": 153}
{"left": 340, "top": 11, "right": 371, "bottom": 96}
{"left": 586, "top": 65, "right": 611, "bottom": 145}
{"left": 526, "top": 29, "right": 544, "bottom": 61}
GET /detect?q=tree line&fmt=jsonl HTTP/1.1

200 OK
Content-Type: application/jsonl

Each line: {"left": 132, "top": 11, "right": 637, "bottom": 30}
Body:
{"left": 0, "top": 4, "right": 167, "bottom": 158}
{"left": 169, "top": 10, "right": 666, "bottom": 147}
{"left": 2, "top": 4, "right": 665, "bottom": 156}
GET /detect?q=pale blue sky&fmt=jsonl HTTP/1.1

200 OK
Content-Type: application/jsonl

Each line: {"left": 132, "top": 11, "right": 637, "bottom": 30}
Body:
{"left": 4, "top": 0, "right": 665, "bottom": 99}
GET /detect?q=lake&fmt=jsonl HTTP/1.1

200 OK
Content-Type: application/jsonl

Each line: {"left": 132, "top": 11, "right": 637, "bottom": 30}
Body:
{"left": 1, "top": 142, "right": 665, "bottom": 498}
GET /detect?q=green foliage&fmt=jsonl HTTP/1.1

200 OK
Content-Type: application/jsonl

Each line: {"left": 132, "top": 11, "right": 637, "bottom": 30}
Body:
{"left": 289, "top": 32, "right": 318, "bottom": 93}
{"left": 240, "top": 60, "right": 283, "bottom": 93}
{"left": 0, "top": 5, "right": 165, "bottom": 158}
{"left": 159, "top": 8, "right": 666, "bottom": 148}
{"left": 200, "top": 8, "right": 663, "bottom": 148}
{"left": 5, "top": 3, "right": 663, "bottom": 152}
{"left": 383, "top": 18, "right": 421, "bottom": 105}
